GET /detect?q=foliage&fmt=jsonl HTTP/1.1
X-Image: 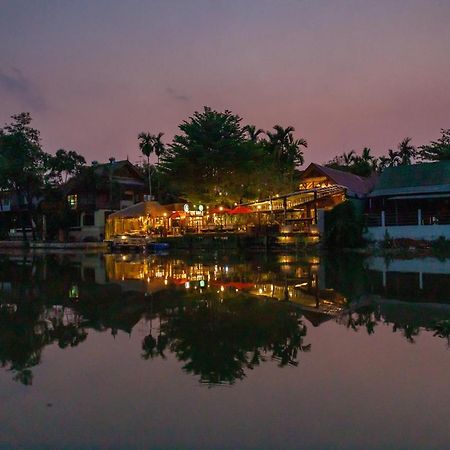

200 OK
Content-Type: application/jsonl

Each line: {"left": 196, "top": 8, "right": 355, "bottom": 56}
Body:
{"left": 47, "top": 148, "right": 86, "bottom": 184}
{"left": 160, "top": 107, "right": 307, "bottom": 204}
{"left": 419, "top": 129, "right": 450, "bottom": 161}
{"left": 327, "top": 137, "right": 418, "bottom": 176}
{"left": 324, "top": 201, "right": 365, "bottom": 248}
{"left": 0, "top": 113, "right": 49, "bottom": 239}
{"left": 326, "top": 147, "right": 375, "bottom": 177}
{"left": 138, "top": 131, "right": 167, "bottom": 199}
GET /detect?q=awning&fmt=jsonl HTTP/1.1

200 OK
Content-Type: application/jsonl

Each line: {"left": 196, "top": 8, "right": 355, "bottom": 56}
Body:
{"left": 229, "top": 205, "right": 253, "bottom": 214}
{"left": 108, "top": 201, "right": 169, "bottom": 219}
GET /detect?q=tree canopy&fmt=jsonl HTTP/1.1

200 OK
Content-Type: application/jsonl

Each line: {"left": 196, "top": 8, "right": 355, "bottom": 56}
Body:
{"left": 159, "top": 107, "right": 307, "bottom": 204}
{"left": 419, "top": 129, "right": 450, "bottom": 161}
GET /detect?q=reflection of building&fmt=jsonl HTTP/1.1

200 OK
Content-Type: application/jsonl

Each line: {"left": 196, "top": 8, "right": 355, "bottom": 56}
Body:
{"left": 366, "top": 162, "right": 450, "bottom": 241}
{"left": 102, "top": 253, "right": 348, "bottom": 323}
{"left": 244, "top": 163, "right": 376, "bottom": 234}
{"left": 366, "top": 256, "right": 450, "bottom": 303}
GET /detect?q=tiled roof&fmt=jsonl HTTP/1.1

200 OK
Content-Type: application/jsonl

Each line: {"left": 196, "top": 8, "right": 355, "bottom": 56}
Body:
{"left": 302, "top": 163, "right": 377, "bottom": 196}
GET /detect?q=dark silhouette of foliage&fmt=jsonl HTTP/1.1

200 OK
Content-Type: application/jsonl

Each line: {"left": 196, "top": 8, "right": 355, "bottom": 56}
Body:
{"left": 419, "top": 128, "right": 450, "bottom": 161}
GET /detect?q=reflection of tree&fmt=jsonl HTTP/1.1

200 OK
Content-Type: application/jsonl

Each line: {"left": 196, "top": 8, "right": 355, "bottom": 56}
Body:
{"left": 433, "top": 320, "right": 450, "bottom": 346}
{"left": 0, "top": 307, "right": 88, "bottom": 385}
{"left": 341, "top": 304, "right": 450, "bottom": 346}
{"left": 142, "top": 292, "right": 310, "bottom": 385}
{"left": 3, "top": 252, "right": 450, "bottom": 389}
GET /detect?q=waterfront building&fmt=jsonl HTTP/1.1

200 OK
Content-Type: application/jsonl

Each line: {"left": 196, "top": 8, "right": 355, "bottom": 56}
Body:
{"left": 64, "top": 160, "right": 146, "bottom": 241}
{"left": 366, "top": 161, "right": 450, "bottom": 241}
{"left": 244, "top": 163, "right": 376, "bottom": 234}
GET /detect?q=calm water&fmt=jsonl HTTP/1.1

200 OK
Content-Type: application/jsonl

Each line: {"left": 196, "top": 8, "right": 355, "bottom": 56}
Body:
{"left": 0, "top": 250, "right": 450, "bottom": 449}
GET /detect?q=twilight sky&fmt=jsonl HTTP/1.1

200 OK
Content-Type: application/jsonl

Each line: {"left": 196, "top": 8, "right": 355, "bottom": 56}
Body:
{"left": 1, "top": 0, "right": 449, "bottom": 165}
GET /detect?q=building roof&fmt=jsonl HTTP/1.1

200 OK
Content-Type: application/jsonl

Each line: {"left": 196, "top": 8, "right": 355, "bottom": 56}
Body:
{"left": 63, "top": 160, "right": 144, "bottom": 194}
{"left": 369, "top": 161, "right": 450, "bottom": 197}
{"left": 301, "top": 163, "right": 377, "bottom": 196}
{"left": 92, "top": 159, "right": 144, "bottom": 180}
{"left": 107, "top": 201, "right": 169, "bottom": 219}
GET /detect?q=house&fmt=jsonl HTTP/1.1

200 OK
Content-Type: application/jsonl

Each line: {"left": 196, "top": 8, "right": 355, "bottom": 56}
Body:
{"left": 245, "top": 163, "right": 376, "bottom": 233}
{"left": 64, "top": 160, "right": 146, "bottom": 241}
{"left": 365, "top": 161, "right": 450, "bottom": 241}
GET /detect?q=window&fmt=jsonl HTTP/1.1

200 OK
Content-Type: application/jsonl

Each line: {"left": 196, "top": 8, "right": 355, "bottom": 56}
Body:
{"left": 122, "top": 191, "right": 134, "bottom": 201}
{"left": 83, "top": 213, "right": 95, "bottom": 226}
{"left": 67, "top": 194, "right": 78, "bottom": 209}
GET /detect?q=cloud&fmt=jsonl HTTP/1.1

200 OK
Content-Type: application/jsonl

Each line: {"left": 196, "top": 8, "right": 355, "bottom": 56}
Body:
{"left": 0, "top": 67, "right": 47, "bottom": 111}
{"left": 166, "top": 87, "right": 190, "bottom": 102}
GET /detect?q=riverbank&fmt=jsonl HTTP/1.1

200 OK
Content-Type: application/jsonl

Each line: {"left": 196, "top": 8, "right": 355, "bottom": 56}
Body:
{"left": 0, "top": 240, "right": 108, "bottom": 250}
{"left": 0, "top": 232, "right": 319, "bottom": 252}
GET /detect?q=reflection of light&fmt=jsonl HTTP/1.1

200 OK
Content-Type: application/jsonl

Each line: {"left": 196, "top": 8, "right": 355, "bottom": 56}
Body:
{"left": 225, "top": 266, "right": 229, "bottom": 273}
{"left": 258, "top": 288, "right": 263, "bottom": 294}
{"left": 185, "top": 281, "right": 190, "bottom": 289}
{"left": 69, "top": 285, "right": 79, "bottom": 299}
{"left": 164, "top": 279, "right": 168, "bottom": 285}
{"left": 295, "top": 282, "right": 308, "bottom": 287}
{"left": 220, "top": 286, "right": 224, "bottom": 292}
{"left": 122, "top": 255, "right": 127, "bottom": 260}
{"left": 199, "top": 280, "right": 205, "bottom": 288}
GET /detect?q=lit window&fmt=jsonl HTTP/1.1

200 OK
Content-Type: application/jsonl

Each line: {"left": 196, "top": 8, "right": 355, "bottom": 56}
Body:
{"left": 67, "top": 194, "right": 78, "bottom": 209}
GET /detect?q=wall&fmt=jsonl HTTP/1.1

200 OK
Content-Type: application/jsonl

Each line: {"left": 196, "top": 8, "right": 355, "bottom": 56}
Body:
{"left": 69, "top": 210, "right": 108, "bottom": 242}
{"left": 365, "top": 225, "right": 450, "bottom": 241}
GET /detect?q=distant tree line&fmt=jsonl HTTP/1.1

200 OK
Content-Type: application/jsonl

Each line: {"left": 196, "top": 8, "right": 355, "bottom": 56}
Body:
{"left": 326, "top": 129, "right": 450, "bottom": 177}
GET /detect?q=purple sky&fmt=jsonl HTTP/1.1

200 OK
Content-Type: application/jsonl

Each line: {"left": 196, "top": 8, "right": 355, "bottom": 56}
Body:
{"left": 1, "top": 0, "right": 449, "bottom": 165}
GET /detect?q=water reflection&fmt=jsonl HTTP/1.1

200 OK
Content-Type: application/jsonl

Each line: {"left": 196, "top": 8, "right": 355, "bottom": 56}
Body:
{"left": 0, "top": 251, "right": 450, "bottom": 386}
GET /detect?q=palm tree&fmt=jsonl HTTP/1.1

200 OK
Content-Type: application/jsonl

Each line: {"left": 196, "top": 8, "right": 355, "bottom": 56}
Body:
{"left": 244, "top": 125, "right": 265, "bottom": 143}
{"left": 361, "top": 147, "right": 374, "bottom": 163}
{"left": 138, "top": 132, "right": 154, "bottom": 199}
{"left": 153, "top": 132, "right": 166, "bottom": 201}
{"left": 153, "top": 132, "right": 166, "bottom": 165}
{"left": 266, "top": 125, "right": 296, "bottom": 161}
{"left": 378, "top": 156, "right": 389, "bottom": 172}
{"left": 397, "top": 137, "right": 416, "bottom": 165}
{"left": 387, "top": 148, "right": 400, "bottom": 167}
{"left": 342, "top": 150, "right": 356, "bottom": 166}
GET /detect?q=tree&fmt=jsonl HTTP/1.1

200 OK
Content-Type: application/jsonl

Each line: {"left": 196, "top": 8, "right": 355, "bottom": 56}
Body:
{"left": 48, "top": 148, "right": 86, "bottom": 184}
{"left": 266, "top": 125, "right": 307, "bottom": 189}
{"left": 396, "top": 137, "right": 416, "bottom": 165}
{"left": 324, "top": 201, "right": 365, "bottom": 248}
{"left": 342, "top": 150, "right": 356, "bottom": 166}
{"left": 0, "top": 113, "right": 49, "bottom": 240}
{"left": 243, "top": 125, "right": 265, "bottom": 143}
{"left": 360, "top": 147, "right": 374, "bottom": 164}
{"left": 138, "top": 132, "right": 154, "bottom": 199}
{"left": 153, "top": 132, "right": 166, "bottom": 165}
{"left": 419, "top": 129, "right": 450, "bottom": 161}
{"left": 160, "top": 107, "right": 250, "bottom": 203}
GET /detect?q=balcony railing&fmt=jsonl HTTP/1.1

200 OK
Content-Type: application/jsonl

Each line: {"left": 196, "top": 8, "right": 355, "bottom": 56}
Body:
{"left": 367, "top": 210, "right": 450, "bottom": 227}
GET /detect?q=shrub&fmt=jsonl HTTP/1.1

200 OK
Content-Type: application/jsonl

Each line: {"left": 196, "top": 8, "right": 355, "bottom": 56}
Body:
{"left": 324, "top": 201, "right": 365, "bottom": 248}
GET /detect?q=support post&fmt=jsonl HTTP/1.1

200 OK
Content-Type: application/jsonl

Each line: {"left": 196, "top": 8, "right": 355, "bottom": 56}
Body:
{"left": 381, "top": 211, "right": 385, "bottom": 227}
